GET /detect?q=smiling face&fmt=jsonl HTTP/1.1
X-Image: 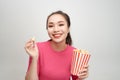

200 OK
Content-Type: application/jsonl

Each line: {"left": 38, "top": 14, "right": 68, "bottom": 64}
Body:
{"left": 47, "top": 14, "right": 70, "bottom": 44}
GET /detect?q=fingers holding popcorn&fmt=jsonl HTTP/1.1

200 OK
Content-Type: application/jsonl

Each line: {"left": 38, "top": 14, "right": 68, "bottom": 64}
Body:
{"left": 24, "top": 37, "right": 38, "bottom": 58}
{"left": 77, "top": 65, "right": 89, "bottom": 79}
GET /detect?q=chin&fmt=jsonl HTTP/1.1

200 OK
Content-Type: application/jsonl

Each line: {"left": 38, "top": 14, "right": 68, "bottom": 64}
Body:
{"left": 52, "top": 39, "right": 65, "bottom": 44}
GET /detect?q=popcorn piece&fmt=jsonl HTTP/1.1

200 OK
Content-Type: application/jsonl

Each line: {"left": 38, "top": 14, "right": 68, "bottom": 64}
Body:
{"left": 31, "top": 37, "right": 35, "bottom": 41}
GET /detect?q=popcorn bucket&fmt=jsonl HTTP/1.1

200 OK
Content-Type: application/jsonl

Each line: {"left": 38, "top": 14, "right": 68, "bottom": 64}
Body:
{"left": 71, "top": 49, "right": 91, "bottom": 75}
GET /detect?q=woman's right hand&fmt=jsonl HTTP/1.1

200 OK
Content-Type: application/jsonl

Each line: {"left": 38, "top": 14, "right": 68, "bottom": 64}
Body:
{"left": 24, "top": 38, "right": 38, "bottom": 58}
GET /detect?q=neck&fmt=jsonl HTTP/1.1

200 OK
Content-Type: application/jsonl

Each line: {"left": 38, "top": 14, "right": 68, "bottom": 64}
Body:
{"left": 50, "top": 40, "right": 67, "bottom": 52}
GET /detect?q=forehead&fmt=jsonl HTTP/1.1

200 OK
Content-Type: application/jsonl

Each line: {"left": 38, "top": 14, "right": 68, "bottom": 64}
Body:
{"left": 48, "top": 14, "right": 66, "bottom": 23}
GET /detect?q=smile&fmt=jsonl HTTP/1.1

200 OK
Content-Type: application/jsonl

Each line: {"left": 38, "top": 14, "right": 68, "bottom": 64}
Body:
{"left": 53, "top": 34, "right": 62, "bottom": 38}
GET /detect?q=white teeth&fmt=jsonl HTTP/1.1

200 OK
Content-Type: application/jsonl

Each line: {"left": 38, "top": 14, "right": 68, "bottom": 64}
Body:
{"left": 54, "top": 34, "right": 60, "bottom": 36}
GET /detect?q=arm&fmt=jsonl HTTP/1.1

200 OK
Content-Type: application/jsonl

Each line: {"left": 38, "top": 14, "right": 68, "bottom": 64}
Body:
{"left": 25, "top": 57, "right": 38, "bottom": 80}
{"left": 24, "top": 38, "right": 39, "bottom": 80}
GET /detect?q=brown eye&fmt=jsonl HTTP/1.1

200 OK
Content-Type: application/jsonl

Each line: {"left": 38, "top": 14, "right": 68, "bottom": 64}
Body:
{"left": 59, "top": 24, "right": 64, "bottom": 26}
{"left": 48, "top": 25, "right": 53, "bottom": 28}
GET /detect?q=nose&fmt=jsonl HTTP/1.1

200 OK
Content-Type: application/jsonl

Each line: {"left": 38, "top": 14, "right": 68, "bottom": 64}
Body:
{"left": 53, "top": 26, "right": 59, "bottom": 32}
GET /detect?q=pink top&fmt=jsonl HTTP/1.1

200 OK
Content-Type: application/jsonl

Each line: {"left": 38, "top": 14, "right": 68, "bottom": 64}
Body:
{"left": 27, "top": 40, "right": 78, "bottom": 80}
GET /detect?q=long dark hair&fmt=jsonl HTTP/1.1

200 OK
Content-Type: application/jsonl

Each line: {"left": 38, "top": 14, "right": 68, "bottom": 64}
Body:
{"left": 46, "top": 10, "right": 72, "bottom": 45}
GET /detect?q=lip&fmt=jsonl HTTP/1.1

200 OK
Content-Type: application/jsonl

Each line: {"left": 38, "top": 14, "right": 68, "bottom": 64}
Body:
{"left": 52, "top": 34, "right": 62, "bottom": 38}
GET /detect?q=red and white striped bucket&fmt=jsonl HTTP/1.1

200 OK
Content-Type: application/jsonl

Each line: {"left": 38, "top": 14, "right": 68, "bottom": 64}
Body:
{"left": 71, "top": 49, "right": 91, "bottom": 75}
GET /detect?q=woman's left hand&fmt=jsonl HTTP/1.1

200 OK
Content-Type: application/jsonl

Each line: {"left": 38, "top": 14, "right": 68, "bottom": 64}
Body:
{"left": 77, "top": 65, "right": 89, "bottom": 80}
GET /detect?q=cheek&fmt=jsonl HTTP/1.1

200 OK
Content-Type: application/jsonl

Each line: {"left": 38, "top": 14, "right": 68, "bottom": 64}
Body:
{"left": 63, "top": 28, "right": 69, "bottom": 34}
{"left": 47, "top": 29, "right": 52, "bottom": 36}
{"left": 62, "top": 25, "right": 69, "bottom": 33}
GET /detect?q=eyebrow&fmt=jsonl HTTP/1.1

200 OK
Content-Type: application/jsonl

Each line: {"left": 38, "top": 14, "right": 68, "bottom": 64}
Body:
{"left": 58, "top": 21, "right": 64, "bottom": 23}
{"left": 48, "top": 21, "right": 64, "bottom": 24}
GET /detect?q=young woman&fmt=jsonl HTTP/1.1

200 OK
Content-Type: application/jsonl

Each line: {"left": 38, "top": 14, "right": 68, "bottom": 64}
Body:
{"left": 25, "top": 11, "right": 89, "bottom": 80}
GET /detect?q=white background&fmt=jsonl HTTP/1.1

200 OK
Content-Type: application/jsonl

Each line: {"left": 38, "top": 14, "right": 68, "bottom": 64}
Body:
{"left": 0, "top": 0, "right": 120, "bottom": 80}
